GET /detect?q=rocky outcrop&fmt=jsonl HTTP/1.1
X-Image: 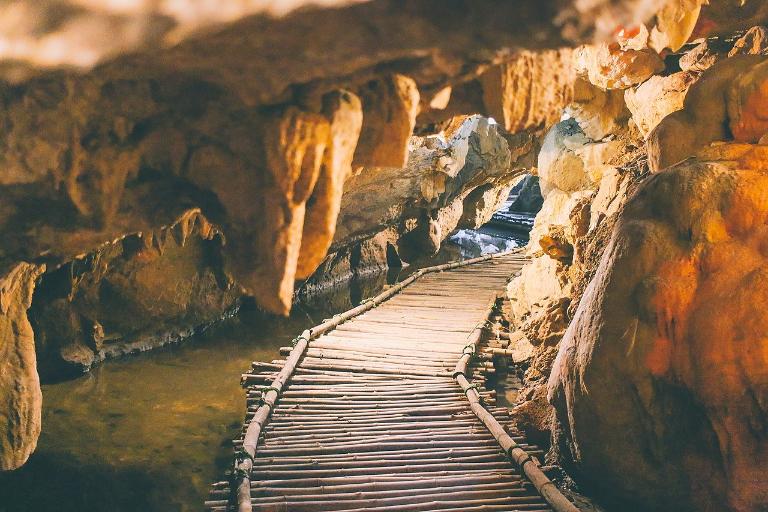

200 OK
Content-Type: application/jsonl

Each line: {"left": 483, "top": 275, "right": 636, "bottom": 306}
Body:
{"left": 0, "top": 263, "right": 44, "bottom": 470}
{"left": 315, "top": 116, "right": 535, "bottom": 284}
{"left": 481, "top": 50, "right": 576, "bottom": 133}
{"left": 508, "top": 175, "right": 544, "bottom": 214}
{"left": 29, "top": 210, "right": 240, "bottom": 377}
{"left": 548, "top": 145, "right": 768, "bottom": 512}
{"left": 648, "top": 55, "right": 768, "bottom": 171}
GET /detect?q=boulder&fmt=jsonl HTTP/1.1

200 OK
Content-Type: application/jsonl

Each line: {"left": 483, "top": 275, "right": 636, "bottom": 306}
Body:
{"left": 548, "top": 146, "right": 768, "bottom": 512}
{"left": 0, "top": 262, "right": 44, "bottom": 470}
{"left": 566, "top": 78, "right": 629, "bottom": 140}
{"left": 648, "top": 0, "right": 706, "bottom": 52}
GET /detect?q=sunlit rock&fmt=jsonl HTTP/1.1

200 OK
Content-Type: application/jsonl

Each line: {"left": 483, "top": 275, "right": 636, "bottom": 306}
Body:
{"left": 480, "top": 49, "right": 576, "bottom": 133}
{"left": 574, "top": 42, "right": 664, "bottom": 90}
{"left": 625, "top": 71, "right": 698, "bottom": 138}
{"left": 729, "top": 25, "right": 768, "bottom": 57}
{"left": 648, "top": 54, "right": 767, "bottom": 172}
{"left": 566, "top": 78, "right": 629, "bottom": 140}
{"left": 548, "top": 145, "right": 768, "bottom": 512}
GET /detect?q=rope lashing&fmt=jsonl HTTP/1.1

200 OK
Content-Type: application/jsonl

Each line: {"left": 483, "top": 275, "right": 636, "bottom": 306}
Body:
{"left": 233, "top": 450, "right": 254, "bottom": 465}
{"left": 232, "top": 467, "right": 250, "bottom": 481}
{"left": 464, "top": 383, "right": 481, "bottom": 397}
{"left": 291, "top": 335, "right": 308, "bottom": 347}
{"left": 256, "top": 386, "right": 281, "bottom": 409}
{"left": 462, "top": 343, "right": 475, "bottom": 355}
{"left": 359, "top": 297, "right": 376, "bottom": 306}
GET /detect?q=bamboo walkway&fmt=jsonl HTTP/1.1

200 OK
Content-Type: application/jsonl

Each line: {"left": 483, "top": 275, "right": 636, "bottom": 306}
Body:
{"left": 207, "top": 251, "right": 579, "bottom": 512}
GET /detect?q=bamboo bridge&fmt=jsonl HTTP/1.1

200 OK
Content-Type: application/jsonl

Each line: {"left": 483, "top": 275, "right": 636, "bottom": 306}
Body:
{"left": 206, "top": 251, "right": 579, "bottom": 512}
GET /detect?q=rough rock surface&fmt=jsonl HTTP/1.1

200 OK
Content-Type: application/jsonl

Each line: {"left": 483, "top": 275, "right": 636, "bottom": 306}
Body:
{"left": 625, "top": 71, "right": 698, "bottom": 138}
{"left": 481, "top": 50, "right": 576, "bottom": 134}
{"left": 324, "top": 116, "right": 534, "bottom": 280}
{"left": 0, "top": 263, "right": 44, "bottom": 470}
{"left": 548, "top": 146, "right": 768, "bottom": 512}
{"left": 574, "top": 43, "right": 664, "bottom": 90}
{"left": 29, "top": 210, "right": 240, "bottom": 377}
{"left": 648, "top": 55, "right": 768, "bottom": 171}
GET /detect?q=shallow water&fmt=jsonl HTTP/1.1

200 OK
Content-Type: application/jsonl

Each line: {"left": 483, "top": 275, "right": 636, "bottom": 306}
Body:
{"left": 0, "top": 304, "right": 324, "bottom": 512}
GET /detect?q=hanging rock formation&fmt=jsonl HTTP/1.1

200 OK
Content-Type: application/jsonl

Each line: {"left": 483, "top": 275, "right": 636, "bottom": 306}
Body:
{"left": 0, "top": 263, "right": 44, "bottom": 471}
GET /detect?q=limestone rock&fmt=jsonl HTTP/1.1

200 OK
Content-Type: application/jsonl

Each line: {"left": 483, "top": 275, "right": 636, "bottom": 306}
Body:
{"left": 566, "top": 78, "right": 629, "bottom": 140}
{"left": 648, "top": 55, "right": 767, "bottom": 172}
{"left": 506, "top": 256, "right": 571, "bottom": 335}
{"left": 548, "top": 149, "right": 768, "bottom": 511}
{"left": 507, "top": 175, "right": 544, "bottom": 214}
{"left": 625, "top": 71, "right": 698, "bottom": 138}
{"left": 536, "top": 119, "right": 621, "bottom": 199}
{"left": 296, "top": 91, "right": 364, "bottom": 278}
{"left": 0, "top": 262, "right": 44, "bottom": 470}
{"left": 649, "top": 0, "right": 706, "bottom": 52}
{"left": 506, "top": 330, "right": 537, "bottom": 363}
{"left": 539, "top": 226, "right": 573, "bottom": 263}
{"left": 679, "top": 39, "right": 724, "bottom": 72}
{"left": 352, "top": 75, "right": 420, "bottom": 170}
{"left": 334, "top": 116, "right": 526, "bottom": 262}
{"left": 699, "top": 1, "right": 768, "bottom": 40}
{"left": 574, "top": 43, "right": 664, "bottom": 90}
{"left": 480, "top": 49, "right": 576, "bottom": 133}
{"left": 728, "top": 59, "right": 768, "bottom": 143}
{"left": 510, "top": 384, "right": 554, "bottom": 447}
{"left": 729, "top": 26, "right": 768, "bottom": 57}
{"left": 29, "top": 210, "right": 240, "bottom": 376}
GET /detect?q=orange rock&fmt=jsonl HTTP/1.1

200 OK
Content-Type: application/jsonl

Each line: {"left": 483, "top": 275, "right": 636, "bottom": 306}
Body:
{"left": 549, "top": 149, "right": 768, "bottom": 511}
{"left": 729, "top": 60, "right": 768, "bottom": 142}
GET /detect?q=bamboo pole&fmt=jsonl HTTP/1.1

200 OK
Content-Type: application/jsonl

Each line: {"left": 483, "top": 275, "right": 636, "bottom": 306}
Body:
{"left": 452, "top": 298, "right": 579, "bottom": 512}
{"left": 230, "top": 250, "right": 523, "bottom": 512}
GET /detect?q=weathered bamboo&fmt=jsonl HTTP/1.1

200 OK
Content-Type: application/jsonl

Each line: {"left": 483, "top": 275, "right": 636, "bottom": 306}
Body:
{"left": 231, "top": 250, "right": 521, "bottom": 512}
{"left": 453, "top": 300, "right": 579, "bottom": 512}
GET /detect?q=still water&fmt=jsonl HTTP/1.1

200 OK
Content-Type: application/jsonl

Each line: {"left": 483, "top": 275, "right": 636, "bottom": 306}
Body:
{"left": 0, "top": 303, "right": 321, "bottom": 512}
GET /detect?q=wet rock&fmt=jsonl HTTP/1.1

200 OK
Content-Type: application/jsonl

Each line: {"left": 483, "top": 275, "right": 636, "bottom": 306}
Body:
{"left": 0, "top": 262, "right": 44, "bottom": 470}
{"left": 548, "top": 146, "right": 768, "bottom": 512}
